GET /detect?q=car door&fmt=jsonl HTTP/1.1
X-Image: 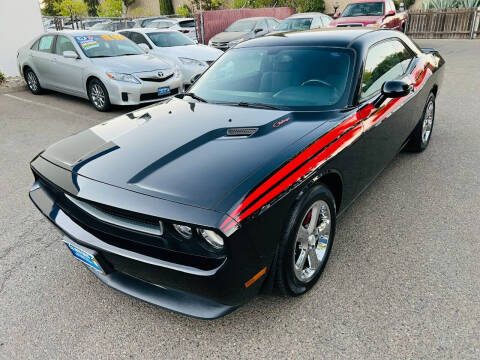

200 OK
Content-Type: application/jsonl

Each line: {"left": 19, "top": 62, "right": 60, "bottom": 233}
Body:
{"left": 357, "top": 39, "right": 416, "bottom": 180}
{"left": 30, "top": 34, "right": 56, "bottom": 88}
{"left": 51, "top": 35, "right": 88, "bottom": 96}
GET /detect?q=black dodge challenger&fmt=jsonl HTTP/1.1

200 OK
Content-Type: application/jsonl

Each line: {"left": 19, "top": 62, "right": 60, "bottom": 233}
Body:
{"left": 29, "top": 28, "right": 444, "bottom": 319}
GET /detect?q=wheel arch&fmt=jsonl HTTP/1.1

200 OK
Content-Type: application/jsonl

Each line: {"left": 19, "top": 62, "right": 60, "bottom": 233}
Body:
{"left": 431, "top": 84, "right": 438, "bottom": 97}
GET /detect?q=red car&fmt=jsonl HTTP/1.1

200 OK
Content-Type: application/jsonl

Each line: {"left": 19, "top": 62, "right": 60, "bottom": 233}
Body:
{"left": 330, "top": 0, "right": 407, "bottom": 32}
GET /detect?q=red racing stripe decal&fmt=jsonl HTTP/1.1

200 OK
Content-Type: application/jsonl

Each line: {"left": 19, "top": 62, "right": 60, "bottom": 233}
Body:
{"left": 219, "top": 113, "right": 360, "bottom": 230}
{"left": 223, "top": 124, "right": 364, "bottom": 232}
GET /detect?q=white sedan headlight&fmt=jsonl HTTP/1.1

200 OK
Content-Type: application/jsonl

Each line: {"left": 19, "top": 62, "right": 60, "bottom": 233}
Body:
{"left": 106, "top": 72, "right": 140, "bottom": 84}
{"left": 179, "top": 57, "right": 207, "bottom": 67}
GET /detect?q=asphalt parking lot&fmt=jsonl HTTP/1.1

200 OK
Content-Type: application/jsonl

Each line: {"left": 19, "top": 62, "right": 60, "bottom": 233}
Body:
{"left": 0, "top": 40, "right": 479, "bottom": 359}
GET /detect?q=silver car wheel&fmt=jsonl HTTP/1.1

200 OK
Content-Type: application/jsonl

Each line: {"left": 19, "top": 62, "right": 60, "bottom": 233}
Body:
{"left": 422, "top": 100, "right": 434, "bottom": 144}
{"left": 293, "top": 200, "right": 331, "bottom": 283}
{"left": 91, "top": 83, "right": 105, "bottom": 109}
{"left": 27, "top": 71, "right": 38, "bottom": 92}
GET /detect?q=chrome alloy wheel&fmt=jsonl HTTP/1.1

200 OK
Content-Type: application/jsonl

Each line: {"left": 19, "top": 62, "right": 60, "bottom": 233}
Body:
{"left": 293, "top": 200, "right": 331, "bottom": 283}
{"left": 91, "top": 83, "right": 105, "bottom": 109}
{"left": 26, "top": 71, "right": 38, "bottom": 92}
{"left": 422, "top": 100, "right": 434, "bottom": 144}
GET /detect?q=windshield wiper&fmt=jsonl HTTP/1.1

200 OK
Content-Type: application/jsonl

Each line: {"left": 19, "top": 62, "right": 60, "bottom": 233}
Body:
{"left": 89, "top": 55, "right": 111, "bottom": 58}
{"left": 119, "top": 53, "right": 140, "bottom": 56}
{"left": 176, "top": 92, "right": 208, "bottom": 103}
{"left": 220, "top": 102, "right": 283, "bottom": 110}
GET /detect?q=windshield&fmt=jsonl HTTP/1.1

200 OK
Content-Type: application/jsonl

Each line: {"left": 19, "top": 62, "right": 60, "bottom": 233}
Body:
{"left": 341, "top": 2, "right": 384, "bottom": 17}
{"left": 92, "top": 22, "right": 112, "bottom": 30}
{"left": 147, "top": 32, "right": 195, "bottom": 47}
{"left": 275, "top": 18, "right": 313, "bottom": 31}
{"left": 189, "top": 47, "right": 353, "bottom": 110}
{"left": 74, "top": 34, "right": 143, "bottom": 58}
{"left": 225, "top": 19, "right": 257, "bottom": 32}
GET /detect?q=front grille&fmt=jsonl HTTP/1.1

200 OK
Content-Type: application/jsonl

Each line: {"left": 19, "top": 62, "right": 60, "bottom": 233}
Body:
{"left": 337, "top": 23, "right": 364, "bottom": 27}
{"left": 140, "top": 87, "right": 178, "bottom": 101}
{"left": 212, "top": 42, "right": 228, "bottom": 49}
{"left": 140, "top": 73, "right": 174, "bottom": 83}
{"left": 65, "top": 194, "right": 163, "bottom": 235}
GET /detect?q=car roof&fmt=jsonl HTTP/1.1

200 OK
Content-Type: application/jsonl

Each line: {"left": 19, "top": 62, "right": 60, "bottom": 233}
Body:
{"left": 120, "top": 27, "right": 177, "bottom": 34}
{"left": 237, "top": 28, "right": 399, "bottom": 49}
{"left": 51, "top": 30, "right": 117, "bottom": 36}
{"left": 289, "top": 12, "right": 325, "bottom": 18}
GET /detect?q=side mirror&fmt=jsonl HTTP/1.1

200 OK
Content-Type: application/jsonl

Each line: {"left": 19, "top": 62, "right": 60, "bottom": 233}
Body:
{"left": 254, "top": 28, "right": 264, "bottom": 34}
{"left": 333, "top": 12, "right": 341, "bottom": 19}
{"left": 138, "top": 43, "right": 149, "bottom": 53}
{"left": 190, "top": 73, "right": 201, "bottom": 84}
{"left": 63, "top": 51, "right": 79, "bottom": 59}
{"left": 374, "top": 80, "right": 413, "bottom": 107}
{"left": 385, "top": 10, "right": 396, "bottom": 17}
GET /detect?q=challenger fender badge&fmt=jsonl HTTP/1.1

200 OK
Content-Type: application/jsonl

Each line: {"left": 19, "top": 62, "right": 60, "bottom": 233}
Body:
{"left": 273, "top": 117, "right": 290, "bottom": 128}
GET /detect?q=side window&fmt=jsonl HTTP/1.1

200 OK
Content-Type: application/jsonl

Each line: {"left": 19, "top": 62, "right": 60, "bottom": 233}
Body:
{"left": 55, "top": 35, "right": 76, "bottom": 55}
{"left": 390, "top": 40, "right": 414, "bottom": 72}
{"left": 38, "top": 35, "right": 55, "bottom": 53}
{"left": 31, "top": 39, "right": 39, "bottom": 50}
{"left": 131, "top": 32, "right": 152, "bottom": 49}
{"left": 119, "top": 31, "right": 131, "bottom": 39}
{"left": 360, "top": 40, "right": 406, "bottom": 99}
{"left": 311, "top": 16, "right": 323, "bottom": 28}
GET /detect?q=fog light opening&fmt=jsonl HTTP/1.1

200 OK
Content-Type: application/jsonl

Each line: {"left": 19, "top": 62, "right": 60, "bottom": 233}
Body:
{"left": 198, "top": 229, "right": 224, "bottom": 249}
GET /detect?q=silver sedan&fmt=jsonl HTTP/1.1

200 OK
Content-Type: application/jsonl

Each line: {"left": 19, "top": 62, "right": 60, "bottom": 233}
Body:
{"left": 17, "top": 30, "right": 184, "bottom": 111}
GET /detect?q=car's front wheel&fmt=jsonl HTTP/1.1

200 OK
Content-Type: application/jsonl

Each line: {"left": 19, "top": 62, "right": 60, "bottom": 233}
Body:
{"left": 88, "top": 78, "right": 111, "bottom": 112}
{"left": 275, "top": 185, "right": 336, "bottom": 296}
{"left": 24, "top": 68, "right": 43, "bottom": 95}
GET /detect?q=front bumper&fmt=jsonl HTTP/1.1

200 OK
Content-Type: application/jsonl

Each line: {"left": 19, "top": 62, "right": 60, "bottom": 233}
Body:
{"left": 29, "top": 157, "right": 267, "bottom": 319}
{"left": 104, "top": 75, "right": 184, "bottom": 106}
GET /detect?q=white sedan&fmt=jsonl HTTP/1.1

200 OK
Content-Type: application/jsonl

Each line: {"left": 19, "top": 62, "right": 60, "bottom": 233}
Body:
{"left": 119, "top": 28, "right": 223, "bottom": 86}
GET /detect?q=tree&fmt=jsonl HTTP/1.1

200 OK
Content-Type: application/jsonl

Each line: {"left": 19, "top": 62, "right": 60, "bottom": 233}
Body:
{"left": 159, "top": 0, "right": 174, "bottom": 14}
{"left": 98, "top": 0, "right": 123, "bottom": 17}
{"left": 123, "top": 0, "right": 136, "bottom": 14}
{"left": 85, "top": 0, "right": 99, "bottom": 16}
{"left": 191, "top": 0, "right": 223, "bottom": 11}
{"left": 41, "top": 0, "right": 59, "bottom": 16}
{"left": 54, "top": 0, "right": 88, "bottom": 17}
{"left": 299, "top": 0, "right": 324, "bottom": 12}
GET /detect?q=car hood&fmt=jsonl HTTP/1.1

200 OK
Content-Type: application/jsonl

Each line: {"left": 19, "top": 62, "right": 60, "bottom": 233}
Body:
{"left": 90, "top": 53, "right": 172, "bottom": 72}
{"left": 210, "top": 32, "right": 250, "bottom": 43}
{"left": 40, "top": 98, "right": 336, "bottom": 210}
{"left": 330, "top": 15, "right": 381, "bottom": 26}
{"left": 153, "top": 44, "right": 223, "bottom": 61}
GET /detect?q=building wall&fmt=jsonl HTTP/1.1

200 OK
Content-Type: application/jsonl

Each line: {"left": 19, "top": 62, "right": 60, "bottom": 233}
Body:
{"left": 0, "top": 0, "right": 43, "bottom": 76}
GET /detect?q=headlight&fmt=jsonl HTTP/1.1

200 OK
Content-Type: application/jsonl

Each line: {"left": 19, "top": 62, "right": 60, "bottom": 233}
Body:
{"left": 366, "top": 23, "right": 380, "bottom": 28}
{"left": 106, "top": 72, "right": 140, "bottom": 84}
{"left": 198, "top": 229, "right": 224, "bottom": 249}
{"left": 173, "top": 224, "right": 192, "bottom": 239}
{"left": 179, "top": 57, "right": 207, "bottom": 67}
{"left": 228, "top": 38, "right": 244, "bottom": 47}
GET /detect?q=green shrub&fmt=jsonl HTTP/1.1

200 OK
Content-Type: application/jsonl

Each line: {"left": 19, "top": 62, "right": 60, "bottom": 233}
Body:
{"left": 98, "top": 0, "right": 122, "bottom": 16}
{"left": 176, "top": 4, "right": 192, "bottom": 17}
{"left": 0, "top": 72, "right": 5, "bottom": 84}
{"left": 300, "top": 0, "right": 325, "bottom": 12}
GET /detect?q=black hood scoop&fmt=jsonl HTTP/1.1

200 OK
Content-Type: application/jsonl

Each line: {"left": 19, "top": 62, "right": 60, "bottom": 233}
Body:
{"left": 226, "top": 128, "right": 258, "bottom": 137}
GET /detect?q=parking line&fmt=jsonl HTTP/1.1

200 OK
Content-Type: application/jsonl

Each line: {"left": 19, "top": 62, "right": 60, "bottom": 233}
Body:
{"left": 4, "top": 93, "right": 91, "bottom": 120}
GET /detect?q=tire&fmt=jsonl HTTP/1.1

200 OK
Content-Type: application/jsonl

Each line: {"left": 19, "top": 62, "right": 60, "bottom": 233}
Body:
{"left": 275, "top": 185, "right": 336, "bottom": 296}
{"left": 24, "top": 68, "right": 43, "bottom": 95}
{"left": 87, "top": 78, "right": 111, "bottom": 112}
{"left": 405, "top": 93, "right": 435, "bottom": 153}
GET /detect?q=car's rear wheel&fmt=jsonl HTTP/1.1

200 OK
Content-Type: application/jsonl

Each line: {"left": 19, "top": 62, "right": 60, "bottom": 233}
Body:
{"left": 275, "top": 185, "right": 336, "bottom": 296}
{"left": 88, "top": 78, "right": 111, "bottom": 112}
{"left": 24, "top": 68, "right": 43, "bottom": 95}
{"left": 405, "top": 93, "right": 435, "bottom": 152}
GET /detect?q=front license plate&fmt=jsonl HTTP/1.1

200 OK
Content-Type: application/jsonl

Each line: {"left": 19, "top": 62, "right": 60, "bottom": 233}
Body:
{"left": 158, "top": 86, "right": 170, "bottom": 96}
{"left": 64, "top": 241, "right": 104, "bottom": 273}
